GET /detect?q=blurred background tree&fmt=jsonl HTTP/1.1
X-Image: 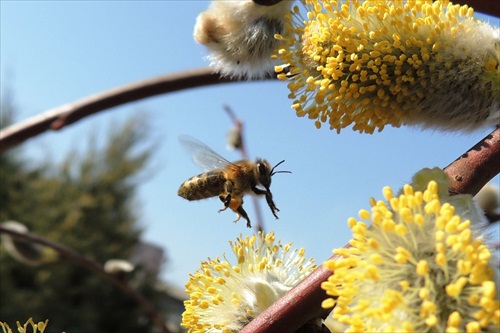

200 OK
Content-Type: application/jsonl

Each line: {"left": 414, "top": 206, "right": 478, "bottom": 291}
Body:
{"left": 0, "top": 96, "right": 174, "bottom": 332}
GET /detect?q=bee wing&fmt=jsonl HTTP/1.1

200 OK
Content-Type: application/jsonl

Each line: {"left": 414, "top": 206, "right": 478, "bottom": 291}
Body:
{"left": 179, "top": 135, "right": 235, "bottom": 171}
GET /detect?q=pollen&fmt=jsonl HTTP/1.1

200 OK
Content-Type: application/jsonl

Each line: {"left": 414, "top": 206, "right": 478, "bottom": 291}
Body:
{"left": 275, "top": 0, "right": 500, "bottom": 133}
{"left": 416, "top": 260, "right": 429, "bottom": 276}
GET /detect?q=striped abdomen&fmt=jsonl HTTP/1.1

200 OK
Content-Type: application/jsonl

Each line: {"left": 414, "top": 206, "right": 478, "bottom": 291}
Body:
{"left": 178, "top": 171, "right": 227, "bottom": 200}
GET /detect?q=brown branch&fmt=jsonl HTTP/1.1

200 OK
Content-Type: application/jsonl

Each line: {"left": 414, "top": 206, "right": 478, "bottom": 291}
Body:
{"left": 0, "top": 226, "right": 171, "bottom": 333}
{"left": 445, "top": 126, "right": 500, "bottom": 196}
{"left": 241, "top": 125, "right": 500, "bottom": 333}
{"left": 0, "top": 68, "right": 275, "bottom": 154}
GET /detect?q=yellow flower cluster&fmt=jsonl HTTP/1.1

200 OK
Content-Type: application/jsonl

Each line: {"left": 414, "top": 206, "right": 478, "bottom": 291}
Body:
{"left": 321, "top": 180, "right": 499, "bottom": 332}
{"left": 182, "top": 231, "right": 316, "bottom": 332}
{"left": 0, "top": 318, "right": 49, "bottom": 333}
{"left": 275, "top": 0, "right": 500, "bottom": 133}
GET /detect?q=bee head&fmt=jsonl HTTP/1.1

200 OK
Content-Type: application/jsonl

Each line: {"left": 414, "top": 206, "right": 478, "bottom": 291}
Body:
{"left": 256, "top": 159, "right": 291, "bottom": 191}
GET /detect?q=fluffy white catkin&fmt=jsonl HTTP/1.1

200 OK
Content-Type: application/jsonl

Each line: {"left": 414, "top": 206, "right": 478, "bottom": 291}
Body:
{"left": 194, "top": 0, "right": 293, "bottom": 79}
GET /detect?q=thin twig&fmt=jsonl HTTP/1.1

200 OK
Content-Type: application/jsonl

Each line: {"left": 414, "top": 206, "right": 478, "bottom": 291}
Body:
{"left": 223, "top": 104, "right": 265, "bottom": 233}
{"left": 0, "top": 68, "right": 274, "bottom": 154}
{"left": 241, "top": 125, "right": 500, "bottom": 333}
{"left": 0, "top": 226, "right": 171, "bottom": 333}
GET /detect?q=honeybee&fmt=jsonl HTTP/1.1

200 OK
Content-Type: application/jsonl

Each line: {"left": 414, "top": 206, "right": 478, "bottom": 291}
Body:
{"left": 177, "top": 135, "right": 290, "bottom": 228}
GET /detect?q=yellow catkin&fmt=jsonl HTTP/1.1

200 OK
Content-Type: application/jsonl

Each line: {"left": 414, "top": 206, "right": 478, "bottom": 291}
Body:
{"left": 321, "top": 171, "right": 498, "bottom": 332}
{"left": 276, "top": 0, "right": 500, "bottom": 133}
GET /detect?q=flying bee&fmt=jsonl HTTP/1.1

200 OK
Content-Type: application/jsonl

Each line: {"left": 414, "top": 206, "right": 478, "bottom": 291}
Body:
{"left": 177, "top": 135, "right": 290, "bottom": 228}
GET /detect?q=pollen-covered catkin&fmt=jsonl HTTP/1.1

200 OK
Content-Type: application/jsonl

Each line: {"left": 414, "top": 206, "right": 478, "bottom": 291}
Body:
{"left": 321, "top": 173, "right": 500, "bottom": 332}
{"left": 276, "top": 0, "right": 500, "bottom": 133}
{"left": 194, "top": 0, "right": 293, "bottom": 79}
{"left": 181, "top": 232, "right": 316, "bottom": 332}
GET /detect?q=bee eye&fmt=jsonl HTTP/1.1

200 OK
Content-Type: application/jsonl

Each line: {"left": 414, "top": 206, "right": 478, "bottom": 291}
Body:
{"left": 258, "top": 163, "right": 267, "bottom": 175}
{"left": 257, "top": 162, "right": 271, "bottom": 188}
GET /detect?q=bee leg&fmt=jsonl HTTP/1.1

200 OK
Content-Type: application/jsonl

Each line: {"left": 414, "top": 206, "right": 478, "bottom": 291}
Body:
{"left": 265, "top": 192, "right": 280, "bottom": 219}
{"left": 218, "top": 194, "right": 231, "bottom": 212}
{"left": 252, "top": 186, "right": 280, "bottom": 219}
{"left": 219, "top": 194, "right": 251, "bottom": 228}
{"left": 235, "top": 205, "right": 251, "bottom": 228}
{"left": 232, "top": 213, "right": 241, "bottom": 222}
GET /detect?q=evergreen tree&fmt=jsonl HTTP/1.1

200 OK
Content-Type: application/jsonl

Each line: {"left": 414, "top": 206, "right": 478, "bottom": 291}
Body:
{"left": 0, "top": 101, "right": 163, "bottom": 332}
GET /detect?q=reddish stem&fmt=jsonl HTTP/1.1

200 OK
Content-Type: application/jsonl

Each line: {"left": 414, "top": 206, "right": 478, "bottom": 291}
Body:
{"left": 445, "top": 126, "right": 500, "bottom": 196}
{"left": 0, "top": 68, "right": 266, "bottom": 154}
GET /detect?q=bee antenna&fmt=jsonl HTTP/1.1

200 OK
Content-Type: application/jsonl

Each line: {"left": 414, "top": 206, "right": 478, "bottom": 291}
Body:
{"left": 271, "top": 160, "right": 292, "bottom": 176}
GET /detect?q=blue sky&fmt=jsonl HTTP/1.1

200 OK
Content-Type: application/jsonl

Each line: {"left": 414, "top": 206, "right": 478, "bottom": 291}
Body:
{"left": 1, "top": 1, "right": 499, "bottom": 290}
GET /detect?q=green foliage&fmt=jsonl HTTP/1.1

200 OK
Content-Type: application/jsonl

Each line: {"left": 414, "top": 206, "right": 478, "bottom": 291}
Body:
{"left": 0, "top": 104, "right": 163, "bottom": 332}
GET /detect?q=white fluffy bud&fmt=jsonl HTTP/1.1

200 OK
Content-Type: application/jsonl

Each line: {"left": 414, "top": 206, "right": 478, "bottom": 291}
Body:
{"left": 194, "top": 0, "right": 293, "bottom": 79}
